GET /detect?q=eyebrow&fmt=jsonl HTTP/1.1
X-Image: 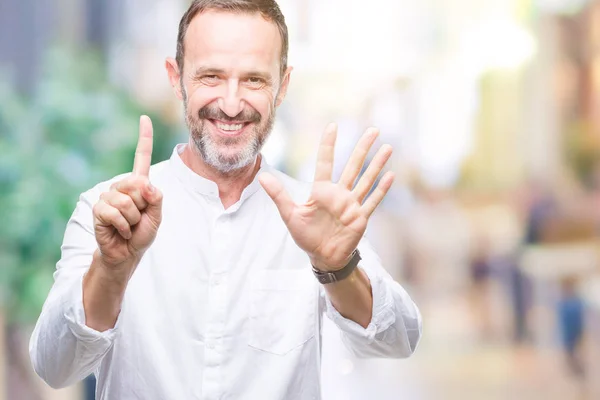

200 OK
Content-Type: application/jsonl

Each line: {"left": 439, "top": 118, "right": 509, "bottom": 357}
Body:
{"left": 191, "top": 66, "right": 227, "bottom": 79}
{"left": 191, "top": 66, "right": 273, "bottom": 84}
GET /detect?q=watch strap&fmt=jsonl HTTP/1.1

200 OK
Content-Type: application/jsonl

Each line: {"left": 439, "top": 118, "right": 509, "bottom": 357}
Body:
{"left": 312, "top": 249, "right": 362, "bottom": 284}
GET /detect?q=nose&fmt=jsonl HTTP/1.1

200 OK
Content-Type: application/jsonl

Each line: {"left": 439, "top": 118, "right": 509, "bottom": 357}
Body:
{"left": 218, "top": 79, "right": 246, "bottom": 118}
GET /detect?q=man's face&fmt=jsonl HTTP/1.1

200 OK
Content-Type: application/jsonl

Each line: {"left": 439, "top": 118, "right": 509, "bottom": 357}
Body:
{"left": 176, "top": 11, "right": 290, "bottom": 173}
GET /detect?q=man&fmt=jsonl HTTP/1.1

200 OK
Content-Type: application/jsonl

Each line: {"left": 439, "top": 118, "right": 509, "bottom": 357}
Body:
{"left": 30, "top": 1, "right": 422, "bottom": 399}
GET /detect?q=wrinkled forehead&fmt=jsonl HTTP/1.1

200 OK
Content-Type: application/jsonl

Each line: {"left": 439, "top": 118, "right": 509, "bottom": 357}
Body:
{"left": 184, "top": 10, "right": 282, "bottom": 74}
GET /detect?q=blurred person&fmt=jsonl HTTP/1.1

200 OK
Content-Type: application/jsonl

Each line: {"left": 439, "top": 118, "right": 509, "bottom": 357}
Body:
{"left": 510, "top": 180, "right": 556, "bottom": 343}
{"left": 557, "top": 276, "right": 585, "bottom": 378}
{"left": 468, "top": 235, "right": 495, "bottom": 340}
{"left": 29, "top": 1, "right": 422, "bottom": 399}
{"left": 523, "top": 181, "right": 556, "bottom": 245}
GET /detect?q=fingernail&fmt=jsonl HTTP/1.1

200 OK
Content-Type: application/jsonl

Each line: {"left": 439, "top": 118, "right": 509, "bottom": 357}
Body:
{"left": 147, "top": 183, "right": 155, "bottom": 193}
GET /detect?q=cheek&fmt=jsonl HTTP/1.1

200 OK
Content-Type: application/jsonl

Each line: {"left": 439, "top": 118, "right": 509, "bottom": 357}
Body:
{"left": 187, "top": 84, "right": 277, "bottom": 119}
{"left": 245, "top": 91, "right": 276, "bottom": 118}
{"left": 187, "top": 86, "right": 219, "bottom": 111}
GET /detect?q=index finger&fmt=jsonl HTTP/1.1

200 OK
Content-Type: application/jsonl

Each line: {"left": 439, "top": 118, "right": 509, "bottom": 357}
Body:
{"left": 133, "top": 115, "right": 154, "bottom": 177}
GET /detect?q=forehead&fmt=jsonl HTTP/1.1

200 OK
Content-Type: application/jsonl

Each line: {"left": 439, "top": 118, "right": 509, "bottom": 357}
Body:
{"left": 184, "top": 10, "right": 282, "bottom": 73}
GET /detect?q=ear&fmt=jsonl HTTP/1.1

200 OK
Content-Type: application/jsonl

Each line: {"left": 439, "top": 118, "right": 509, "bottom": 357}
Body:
{"left": 275, "top": 66, "right": 293, "bottom": 107}
{"left": 166, "top": 57, "right": 184, "bottom": 101}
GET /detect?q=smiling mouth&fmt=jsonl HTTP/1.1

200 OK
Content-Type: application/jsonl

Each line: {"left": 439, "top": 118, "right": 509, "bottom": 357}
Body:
{"left": 209, "top": 119, "right": 250, "bottom": 136}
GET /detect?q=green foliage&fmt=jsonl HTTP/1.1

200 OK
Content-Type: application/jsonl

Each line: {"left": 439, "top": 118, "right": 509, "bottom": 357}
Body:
{"left": 0, "top": 47, "right": 178, "bottom": 323}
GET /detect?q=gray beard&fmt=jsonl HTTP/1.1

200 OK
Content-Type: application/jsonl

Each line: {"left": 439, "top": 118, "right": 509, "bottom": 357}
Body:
{"left": 190, "top": 119, "right": 264, "bottom": 174}
{"left": 182, "top": 87, "right": 275, "bottom": 174}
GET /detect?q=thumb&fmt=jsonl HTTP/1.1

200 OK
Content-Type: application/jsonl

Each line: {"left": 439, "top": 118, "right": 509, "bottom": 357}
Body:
{"left": 259, "top": 172, "right": 295, "bottom": 222}
{"left": 142, "top": 183, "right": 163, "bottom": 226}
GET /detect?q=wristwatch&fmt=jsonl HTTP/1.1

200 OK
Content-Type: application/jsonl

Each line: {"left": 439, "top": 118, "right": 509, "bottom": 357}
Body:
{"left": 312, "top": 249, "right": 362, "bottom": 284}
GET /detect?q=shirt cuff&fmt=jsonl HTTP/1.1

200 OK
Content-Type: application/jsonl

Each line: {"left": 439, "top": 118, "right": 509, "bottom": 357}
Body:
{"left": 324, "top": 266, "right": 396, "bottom": 343}
{"left": 63, "top": 273, "right": 122, "bottom": 346}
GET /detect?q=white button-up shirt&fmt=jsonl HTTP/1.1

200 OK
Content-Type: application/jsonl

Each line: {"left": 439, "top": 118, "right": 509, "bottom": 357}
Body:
{"left": 30, "top": 144, "right": 422, "bottom": 400}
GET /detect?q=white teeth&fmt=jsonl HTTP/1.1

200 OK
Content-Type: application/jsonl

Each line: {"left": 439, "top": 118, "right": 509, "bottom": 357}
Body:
{"left": 216, "top": 122, "right": 243, "bottom": 131}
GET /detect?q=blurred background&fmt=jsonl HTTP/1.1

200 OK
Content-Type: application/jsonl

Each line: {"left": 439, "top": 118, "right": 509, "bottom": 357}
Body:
{"left": 2, "top": 0, "right": 600, "bottom": 399}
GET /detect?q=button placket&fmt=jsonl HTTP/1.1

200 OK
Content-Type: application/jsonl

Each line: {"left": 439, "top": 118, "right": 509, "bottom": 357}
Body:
{"left": 201, "top": 213, "right": 231, "bottom": 399}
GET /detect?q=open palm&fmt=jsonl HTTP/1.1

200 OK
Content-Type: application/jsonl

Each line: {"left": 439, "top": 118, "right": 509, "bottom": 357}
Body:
{"left": 259, "top": 123, "right": 394, "bottom": 271}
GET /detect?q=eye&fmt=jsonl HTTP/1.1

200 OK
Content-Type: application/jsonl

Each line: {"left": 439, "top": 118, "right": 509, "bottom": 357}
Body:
{"left": 245, "top": 77, "right": 266, "bottom": 88}
{"left": 200, "top": 75, "right": 220, "bottom": 85}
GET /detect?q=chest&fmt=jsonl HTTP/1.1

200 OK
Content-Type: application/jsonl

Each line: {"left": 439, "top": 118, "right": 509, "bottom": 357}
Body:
{"left": 122, "top": 204, "right": 319, "bottom": 340}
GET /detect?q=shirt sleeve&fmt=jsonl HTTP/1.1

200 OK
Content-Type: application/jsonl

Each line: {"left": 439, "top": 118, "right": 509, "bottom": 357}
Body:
{"left": 322, "top": 237, "right": 422, "bottom": 358}
{"left": 29, "top": 187, "right": 123, "bottom": 389}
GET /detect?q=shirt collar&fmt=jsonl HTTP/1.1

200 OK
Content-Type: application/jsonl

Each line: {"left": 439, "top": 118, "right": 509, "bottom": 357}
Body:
{"left": 169, "top": 144, "right": 269, "bottom": 205}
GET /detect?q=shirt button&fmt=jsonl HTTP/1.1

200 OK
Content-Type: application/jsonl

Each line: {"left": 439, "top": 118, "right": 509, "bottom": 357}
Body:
{"left": 206, "top": 342, "right": 215, "bottom": 350}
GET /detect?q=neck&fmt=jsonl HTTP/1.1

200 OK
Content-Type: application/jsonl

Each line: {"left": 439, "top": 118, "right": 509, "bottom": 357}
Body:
{"left": 181, "top": 139, "right": 261, "bottom": 209}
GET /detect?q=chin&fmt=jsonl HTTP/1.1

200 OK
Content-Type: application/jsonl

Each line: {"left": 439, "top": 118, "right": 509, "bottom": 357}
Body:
{"left": 205, "top": 147, "right": 258, "bottom": 173}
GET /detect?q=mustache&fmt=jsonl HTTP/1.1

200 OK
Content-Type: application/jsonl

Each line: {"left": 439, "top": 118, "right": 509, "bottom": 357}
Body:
{"left": 197, "top": 105, "right": 261, "bottom": 123}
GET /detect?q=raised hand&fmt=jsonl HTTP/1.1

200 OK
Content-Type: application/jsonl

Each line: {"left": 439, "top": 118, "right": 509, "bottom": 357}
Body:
{"left": 259, "top": 123, "right": 394, "bottom": 272}
{"left": 93, "top": 116, "right": 163, "bottom": 268}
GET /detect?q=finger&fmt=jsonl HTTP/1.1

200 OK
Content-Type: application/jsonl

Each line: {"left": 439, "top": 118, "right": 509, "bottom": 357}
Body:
{"left": 101, "top": 191, "right": 142, "bottom": 227}
{"left": 258, "top": 172, "right": 295, "bottom": 222}
{"left": 338, "top": 128, "right": 379, "bottom": 189}
{"left": 361, "top": 171, "right": 395, "bottom": 217}
{"left": 93, "top": 200, "right": 132, "bottom": 239}
{"left": 140, "top": 183, "right": 163, "bottom": 229}
{"left": 314, "top": 123, "right": 338, "bottom": 182}
{"left": 353, "top": 144, "right": 393, "bottom": 203}
{"left": 111, "top": 178, "right": 149, "bottom": 210}
{"left": 133, "top": 115, "right": 154, "bottom": 177}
